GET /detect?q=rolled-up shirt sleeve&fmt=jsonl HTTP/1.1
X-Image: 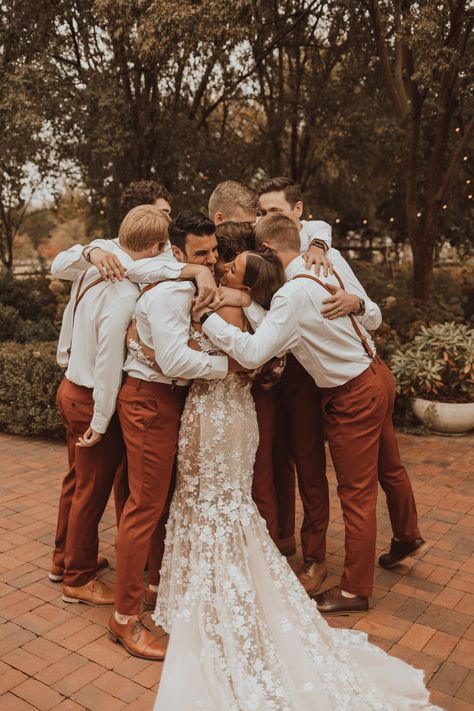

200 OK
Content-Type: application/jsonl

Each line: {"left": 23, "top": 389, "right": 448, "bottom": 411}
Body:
{"left": 91, "top": 291, "right": 138, "bottom": 433}
{"left": 51, "top": 239, "right": 117, "bottom": 280}
{"left": 150, "top": 284, "right": 228, "bottom": 380}
{"left": 330, "top": 252, "right": 382, "bottom": 330}
{"left": 203, "top": 293, "right": 299, "bottom": 369}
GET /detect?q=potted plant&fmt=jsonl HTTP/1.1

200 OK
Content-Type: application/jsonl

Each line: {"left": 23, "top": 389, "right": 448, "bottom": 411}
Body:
{"left": 390, "top": 322, "right": 474, "bottom": 435}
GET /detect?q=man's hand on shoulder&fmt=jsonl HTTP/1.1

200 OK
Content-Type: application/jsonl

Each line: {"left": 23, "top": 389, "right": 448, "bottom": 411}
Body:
{"left": 303, "top": 245, "right": 333, "bottom": 277}
{"left": 85, "top": 246, "right": 127, "bottom": 282}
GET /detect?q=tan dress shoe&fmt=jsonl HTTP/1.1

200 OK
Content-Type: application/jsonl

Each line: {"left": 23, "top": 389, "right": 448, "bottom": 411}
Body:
{"left": 277, "top": 535, "right": 296, "bottom": 557}
{"left": 108, "top": 614, "right": 167, "bottom": 661}
{"left": 315, "top": 585, "right": 368, "bottom": 615}
{"left": 62, "top": 577, "right": 115, "bottom": 605}
{"left": 49, "top": 556, "right": 109, "bottom": 582}
{"left": 143, "top": 587, "right": 157, "bottom": 610}
{"left": 297, "top": 561, "right": 328, "bottom": 596}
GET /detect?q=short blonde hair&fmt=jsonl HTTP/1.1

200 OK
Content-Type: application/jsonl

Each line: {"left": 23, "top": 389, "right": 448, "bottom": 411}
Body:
{"left": 208, "top": 180, "right": 258, "bottom": 221}
{"left": 255, "top": 213, "right": 300, "bottom": 251}
{"left": 118, "top": 204, "right": 170, "bottom": 252}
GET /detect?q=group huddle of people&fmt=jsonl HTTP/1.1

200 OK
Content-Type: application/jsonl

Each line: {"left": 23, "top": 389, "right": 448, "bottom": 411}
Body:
{"left": 49, "top": 178, "right": 439, "bottom": 709}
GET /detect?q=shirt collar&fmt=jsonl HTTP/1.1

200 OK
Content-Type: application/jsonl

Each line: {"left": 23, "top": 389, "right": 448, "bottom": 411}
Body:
{"left": 284, "top": 255, "right": 305, "bottom": 280}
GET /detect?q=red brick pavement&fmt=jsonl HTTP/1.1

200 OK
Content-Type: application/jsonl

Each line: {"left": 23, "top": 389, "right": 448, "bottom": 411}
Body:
{"left": 0, "top": 431, "right": 473, "bottom": 710}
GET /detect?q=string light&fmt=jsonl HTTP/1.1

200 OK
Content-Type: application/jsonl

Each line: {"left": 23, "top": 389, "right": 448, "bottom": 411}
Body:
{"left": 308, "top": 213, "right": 313, "bottom": 219}
{"left": 362, "top": 219, "right": 368, "bottom": 224}
{"left": 466, "top": 179, "right": 471, "bottom": 185}
{"left": 442, "top": 204, "right": 448, "bottom": 209}
{"left": 468, "top": 194, "right": 473, "bottom": 199}
{"left": 455, "top": 127, "right": 460, "bottom": 132}
{"left": 463, "top": 155, "right": 468, "bottom": 161}
{"left": 335, "top": 218, "right": 340, "bottom": 224}
{"left": 389, "top": 217, "right": 394, "bottom": 223}
{"left": 416, "top": 212, "right": 422, "bottom": 217}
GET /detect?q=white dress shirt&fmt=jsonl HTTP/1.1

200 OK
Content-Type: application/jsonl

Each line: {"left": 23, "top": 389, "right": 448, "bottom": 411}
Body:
{"left": 57, "top": 267, "right": 139, "bottom": 433}
{"left": 244, "top": 247, "right": 382, "bottom": 333}
{"left": 50, "top": 238, "right": 175, "bottom": 282}
{"left": 299, "top": 219, "right": 332, "bottom": 252}
{"left": 202, "top": 256, "right": 377, "bottom": 388}
{"left": 123, "top": 280, "right": 228, "bottom": 385}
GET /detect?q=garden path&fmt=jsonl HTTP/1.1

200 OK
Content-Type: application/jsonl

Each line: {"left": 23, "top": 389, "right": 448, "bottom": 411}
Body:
{"left": 0, "top": 432, "right": 473, "bottom": 710}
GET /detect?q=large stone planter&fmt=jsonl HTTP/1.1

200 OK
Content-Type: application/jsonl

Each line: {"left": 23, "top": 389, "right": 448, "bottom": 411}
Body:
{"left": 412, "top": 397, "right": 474, "bottom": 435}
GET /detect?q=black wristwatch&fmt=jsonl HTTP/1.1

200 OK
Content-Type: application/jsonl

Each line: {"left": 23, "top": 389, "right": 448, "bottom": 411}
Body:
{"left": 200, "top": 311, "right": 212, "bottom": 325}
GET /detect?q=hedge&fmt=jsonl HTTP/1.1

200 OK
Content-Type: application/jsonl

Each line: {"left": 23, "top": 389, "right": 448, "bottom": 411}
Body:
{"left": 0, "top": 341, "right": 64, "bottom": 438}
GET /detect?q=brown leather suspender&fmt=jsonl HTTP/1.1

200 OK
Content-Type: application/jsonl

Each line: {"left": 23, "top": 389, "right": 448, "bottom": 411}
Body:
{"left": 292, "top": 271, "right": 375, "bottom": 360}
{"left": 67, "top": 272, "right": 105, "bottom": 356}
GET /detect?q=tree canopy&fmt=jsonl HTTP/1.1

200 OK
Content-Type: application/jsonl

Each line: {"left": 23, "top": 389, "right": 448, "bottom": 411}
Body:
{"left": 1, "top": 0, "right": 473, "bottom": 300}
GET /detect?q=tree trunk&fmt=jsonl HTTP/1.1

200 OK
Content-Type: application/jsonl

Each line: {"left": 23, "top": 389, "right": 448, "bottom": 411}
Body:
{"left": 411, "top": 239, "right": 434, "bottom": 303}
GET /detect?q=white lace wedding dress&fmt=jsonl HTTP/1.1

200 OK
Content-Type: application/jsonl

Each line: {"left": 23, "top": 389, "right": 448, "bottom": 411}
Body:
{"left": 152, "top": 332, "right": 440, "bottom": 711}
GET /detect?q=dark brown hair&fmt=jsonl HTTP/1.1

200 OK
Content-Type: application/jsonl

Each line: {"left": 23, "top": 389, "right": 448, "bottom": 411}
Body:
{"left": 216, "top": 221, "right": 255, "bottom": 262}
{"left": 243, "top": 248, "right": 286, "bottom": 309}
{"left": 254, "top": 213, "right": 300, "bottom": 252}
{"left": 119, "top": 180, "right": 172, "bottom": 219}
{"left": 257, "top": 176, "right": 302, "bottom": 208}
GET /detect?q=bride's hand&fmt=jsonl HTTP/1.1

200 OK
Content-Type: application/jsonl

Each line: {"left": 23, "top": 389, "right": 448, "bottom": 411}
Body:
{"left": 217, "top": 286, "right": 251, "bottom": 308}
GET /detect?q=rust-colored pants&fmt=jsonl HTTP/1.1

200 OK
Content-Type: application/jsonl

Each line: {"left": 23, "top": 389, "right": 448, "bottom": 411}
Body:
{"left": 273, "top": 355, "right": 328, "bottom": 562}
{"left": 53, "top": 378, "right": 126, "bottom": 587}
{"left": 321, "top": 356, "right": 420, "bottom": 597}
{"left": 251, "top": 385, "right": 279, "bottom": 542}
{"left": 115, "top": 375, "right": 188, "bottom": 615}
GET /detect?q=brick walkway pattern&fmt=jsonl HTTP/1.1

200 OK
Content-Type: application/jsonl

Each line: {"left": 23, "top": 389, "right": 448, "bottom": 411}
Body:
{"left": 0, "top": 432, "right": 473, "bottom": 710}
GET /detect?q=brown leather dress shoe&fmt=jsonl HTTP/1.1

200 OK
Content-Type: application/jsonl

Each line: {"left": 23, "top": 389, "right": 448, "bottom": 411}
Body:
{"left": 143, "top": 587, "right": 157, "bottom": 610}
{"left": 315, "top": 586, "right": 368, "bottom": 615}
{"left": 49, "top": 556, "right": 109, "bottom": 583}
{"left": 277, "top": 535, "right": 297, "bottom": 557}
{"left": 108, "top": 614, "right": 167, "bottom": 661}
{"left": 297, "top": 561, "right": 328, "bottom": 596}
{"left": 62, "top": 577, "right": 115, "bottom": 606}
{"left": 378, "top": 538, "right": 426, "bottom": 569}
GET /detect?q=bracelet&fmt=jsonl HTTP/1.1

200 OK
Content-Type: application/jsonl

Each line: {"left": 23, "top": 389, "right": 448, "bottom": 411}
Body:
{"left": 309, "top": 239, "right": 328, "bottom": 253}
{"left": 83, "top": 245, "right": 100, "bottom": 262}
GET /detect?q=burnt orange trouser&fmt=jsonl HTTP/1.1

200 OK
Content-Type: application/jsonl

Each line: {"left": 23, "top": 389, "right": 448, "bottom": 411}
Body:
{"left": 321, "top": 356, "right": 420, "bottom": 597}
{"left": 273, "top": 355, "right": 328, "bottom": 562}
{"left": 251, "top": 385, "right": 279, "bottom": 542}
{"left": 115, "top": 375, "right": 188, "bottom": 615}
{"left": 53, "top": 378, "right": 126, "bottom": 587}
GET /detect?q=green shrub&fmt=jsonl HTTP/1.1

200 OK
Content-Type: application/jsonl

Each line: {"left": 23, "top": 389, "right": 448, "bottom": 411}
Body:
{"left": 0, "top": 271, "right": 62, "bottom": 342}
{"left": 390, "top": 322, "right": 474, "bottom": 403}
{"left": 0, "top": 341, "right": 64, "bottom": 438}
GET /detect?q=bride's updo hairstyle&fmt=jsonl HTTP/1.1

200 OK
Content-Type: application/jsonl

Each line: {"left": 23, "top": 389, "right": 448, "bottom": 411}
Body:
{"left": 242, "top": 248, "right": 286, "bottom": 309}
{"left": 216, "top": 221, "right": 255, "bottom": 262}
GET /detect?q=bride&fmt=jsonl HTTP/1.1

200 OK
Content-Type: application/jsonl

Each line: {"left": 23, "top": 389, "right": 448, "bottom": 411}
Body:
{"left": 152, "top": 247, "right": 440, "bottom": 711}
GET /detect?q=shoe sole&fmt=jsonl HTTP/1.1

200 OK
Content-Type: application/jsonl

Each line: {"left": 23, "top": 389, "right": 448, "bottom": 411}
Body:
{"left": 379, "top": 542, "right": 427, "bottom": 569}
{"left": 319, "top": 607, "right": 369, "bottom": 616}
{"left": 305, "top": 571, "right": 329, "bottom": 597}
{"left": 62, "top": 595, "right": 114, "bottom": 606}
{"left": 48, "top": 573, "right": 64, "bottom": 583}
{"left": 107, "top": 627, "right": 165, "bottom": 661}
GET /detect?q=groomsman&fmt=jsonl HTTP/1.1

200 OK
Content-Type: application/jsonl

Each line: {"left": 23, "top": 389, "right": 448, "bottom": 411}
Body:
{"left": 51, "top": 205, "right": 169, "bottom": 604}
{"left": 253, "top": 177, "right": 378, "bottom": 596}
{"left": 109, "top": 211, "right": 241, "bottom": 660}
{"left": 195, "top": 213, "right": 423, "bottom": 614}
